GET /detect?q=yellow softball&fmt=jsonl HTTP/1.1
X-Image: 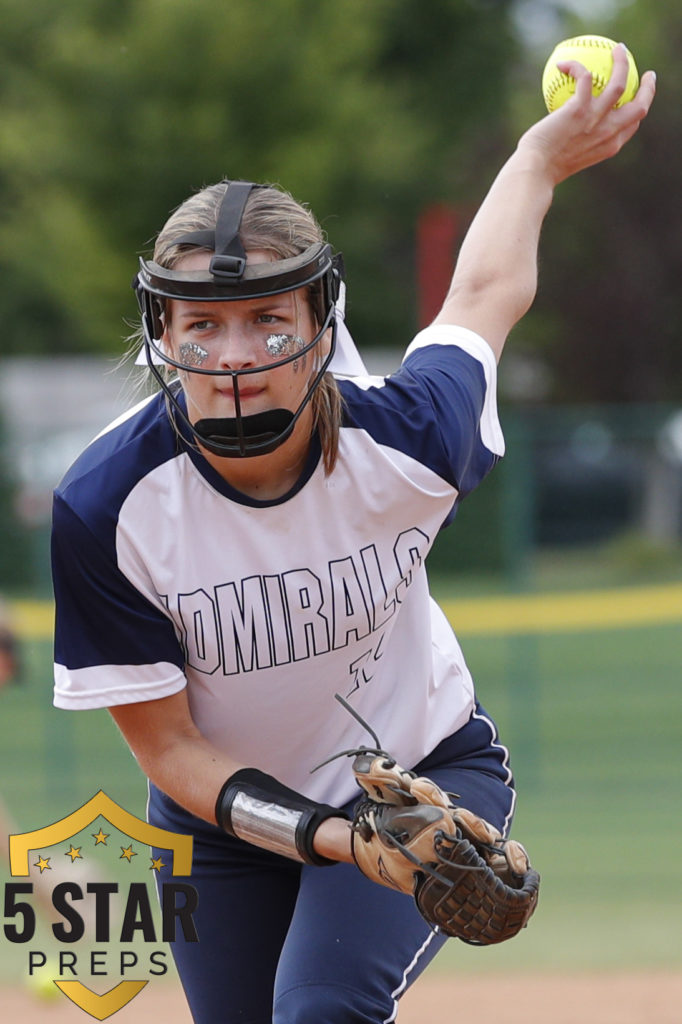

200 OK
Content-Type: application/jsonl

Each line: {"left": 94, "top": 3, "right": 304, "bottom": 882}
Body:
{"left": 542, "top": 35, "right": 639, "bottom": 113}
{"left": 27, "top": 961, "right": 61, "bottom": 1003}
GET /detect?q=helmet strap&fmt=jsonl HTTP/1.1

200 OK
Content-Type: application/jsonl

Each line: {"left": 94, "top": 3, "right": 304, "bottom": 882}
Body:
{"left": 172, "top": 181, "right": 262, "bottom": 281}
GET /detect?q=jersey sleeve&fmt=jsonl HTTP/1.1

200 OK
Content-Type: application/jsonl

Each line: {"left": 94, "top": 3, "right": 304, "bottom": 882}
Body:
{"left": 52, "top": 491, "right": 187, "bottom": 709}
{"left": 340, "top": 324, "right": 504, "bottom": 497}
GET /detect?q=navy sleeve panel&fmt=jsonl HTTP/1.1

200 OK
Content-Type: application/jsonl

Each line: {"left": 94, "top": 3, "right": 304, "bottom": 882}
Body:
{"left": 58, "top": 393, "right": 176, "bottom": 497}
{"left": 52, "top": 495, "right": 185, "bottom": 674}
{"left": 339, "top": 344, "right": 500, "bottom": 497}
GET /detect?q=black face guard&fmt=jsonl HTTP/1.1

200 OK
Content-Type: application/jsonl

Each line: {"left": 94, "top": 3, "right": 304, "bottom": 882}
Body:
{"left": 133, "top": 180, "right": 344, "bottom": 458}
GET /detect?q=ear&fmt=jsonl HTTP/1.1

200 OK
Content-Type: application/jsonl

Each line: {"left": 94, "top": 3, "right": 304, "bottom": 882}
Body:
{"left": 319, "top": 325, "right": 333, "bottom": 360}
{"left": 159, "top": 303, "right": 172, "bottom": 353}
{"left": 151, "top": 297, "right": 166, "bottom": 341}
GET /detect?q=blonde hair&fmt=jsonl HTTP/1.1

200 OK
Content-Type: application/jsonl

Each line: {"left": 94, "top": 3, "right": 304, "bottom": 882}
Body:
{"left": 153, "top": 182, "right": 342, "bottom": 473}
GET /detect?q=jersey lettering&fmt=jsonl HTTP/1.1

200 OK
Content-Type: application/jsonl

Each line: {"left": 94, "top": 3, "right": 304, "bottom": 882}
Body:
{"left": 360, "top": 545, "right": 396, "bottom": 631}
{"left": 215, "top": 577, "right": 273, "bottom": 674}
{"left": 393, "top": 528, "right": 429, "bottom": 604}
{"left": 281, "top": 569, "right": 330, "bottom": 661}
{"left": 263, "top": 574, "right": 292, "bottom": 666}
{"left": 171, "top": 530, "right": 430, "bottom": 677}
{"left": 329, "top": 557, "right": 372, "bottom": 649}
{"left": 177, "top": 589, "right": 221, "bottom": 674}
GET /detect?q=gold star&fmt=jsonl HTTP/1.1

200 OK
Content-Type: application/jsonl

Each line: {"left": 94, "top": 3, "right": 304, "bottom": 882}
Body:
{"left": 34, "top": 855, "right": 51, "bottom": 873}
{"left": 150, "top": 856, "right": 165, "bottom": 872}
{"left": 65, "top": 845, "right": 82, "bottom": 863}
{"left": 120, "top": 844, "right": 137, "bottom": 862}
{"left": 92, "top": 828, "right": 109, "bottom": 845}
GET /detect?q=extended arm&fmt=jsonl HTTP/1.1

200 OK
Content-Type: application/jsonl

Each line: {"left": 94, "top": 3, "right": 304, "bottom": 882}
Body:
{"left": 434, "top": 45, "right": 656, "bottom": 360}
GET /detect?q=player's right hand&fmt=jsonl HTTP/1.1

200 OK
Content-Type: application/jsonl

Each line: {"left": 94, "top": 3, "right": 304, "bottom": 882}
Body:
{"left": 518, "top": 44, "right": 656, "bottom": 186}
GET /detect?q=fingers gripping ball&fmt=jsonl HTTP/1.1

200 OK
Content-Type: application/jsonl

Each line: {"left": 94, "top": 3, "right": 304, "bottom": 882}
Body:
{"left": 350, "top": 755, "right": 540, "bottom": 945}
{"left": 542, "top": 35, "right": 639, "bottom": 112}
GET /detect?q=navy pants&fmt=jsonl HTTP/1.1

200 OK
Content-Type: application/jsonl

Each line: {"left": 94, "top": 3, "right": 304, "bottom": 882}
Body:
{"left": 148, "top": 704, "right": 516, "bottom": 1023}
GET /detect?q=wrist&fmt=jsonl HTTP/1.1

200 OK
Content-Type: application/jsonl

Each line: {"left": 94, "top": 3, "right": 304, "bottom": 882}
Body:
{"left": 507, "top": 143, "right": 559, "bottom": 190}
{"left": 312, "top": 815, "right": 353, "bottom": 864}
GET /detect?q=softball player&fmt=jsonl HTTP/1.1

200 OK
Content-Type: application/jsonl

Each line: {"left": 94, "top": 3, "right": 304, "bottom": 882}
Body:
{"left": 52, "top": 50, "right": 654, "bottom": 1023}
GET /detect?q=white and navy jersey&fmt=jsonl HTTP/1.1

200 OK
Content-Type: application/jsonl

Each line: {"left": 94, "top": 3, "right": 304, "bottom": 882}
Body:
{"left": 52, "top": 324, "right": 504, "bottom": 807}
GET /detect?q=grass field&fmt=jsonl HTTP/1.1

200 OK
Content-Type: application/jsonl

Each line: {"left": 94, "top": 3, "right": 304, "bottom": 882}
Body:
{"left": 1, "top": 573, "right": 680, "bottom": 995}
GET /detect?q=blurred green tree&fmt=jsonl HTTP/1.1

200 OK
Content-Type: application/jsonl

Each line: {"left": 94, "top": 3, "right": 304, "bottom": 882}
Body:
{"left": 0, "top": 413, "right": 31, "bottom": 587}
{"left": 0, "top": 0, "right": 517, "bottom": 357}
{"left": 510, "top": 0, "right": 682, "bottom": 401}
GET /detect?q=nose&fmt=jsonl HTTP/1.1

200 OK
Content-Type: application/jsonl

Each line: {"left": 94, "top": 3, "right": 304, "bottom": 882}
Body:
{"left": 214, "top": 325, "right": 259, "bottom": 371}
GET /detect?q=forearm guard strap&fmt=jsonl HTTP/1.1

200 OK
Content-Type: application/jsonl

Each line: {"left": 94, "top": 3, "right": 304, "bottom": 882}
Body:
{"left": 216, "top": 768, "right": 349, "bottom": 866}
